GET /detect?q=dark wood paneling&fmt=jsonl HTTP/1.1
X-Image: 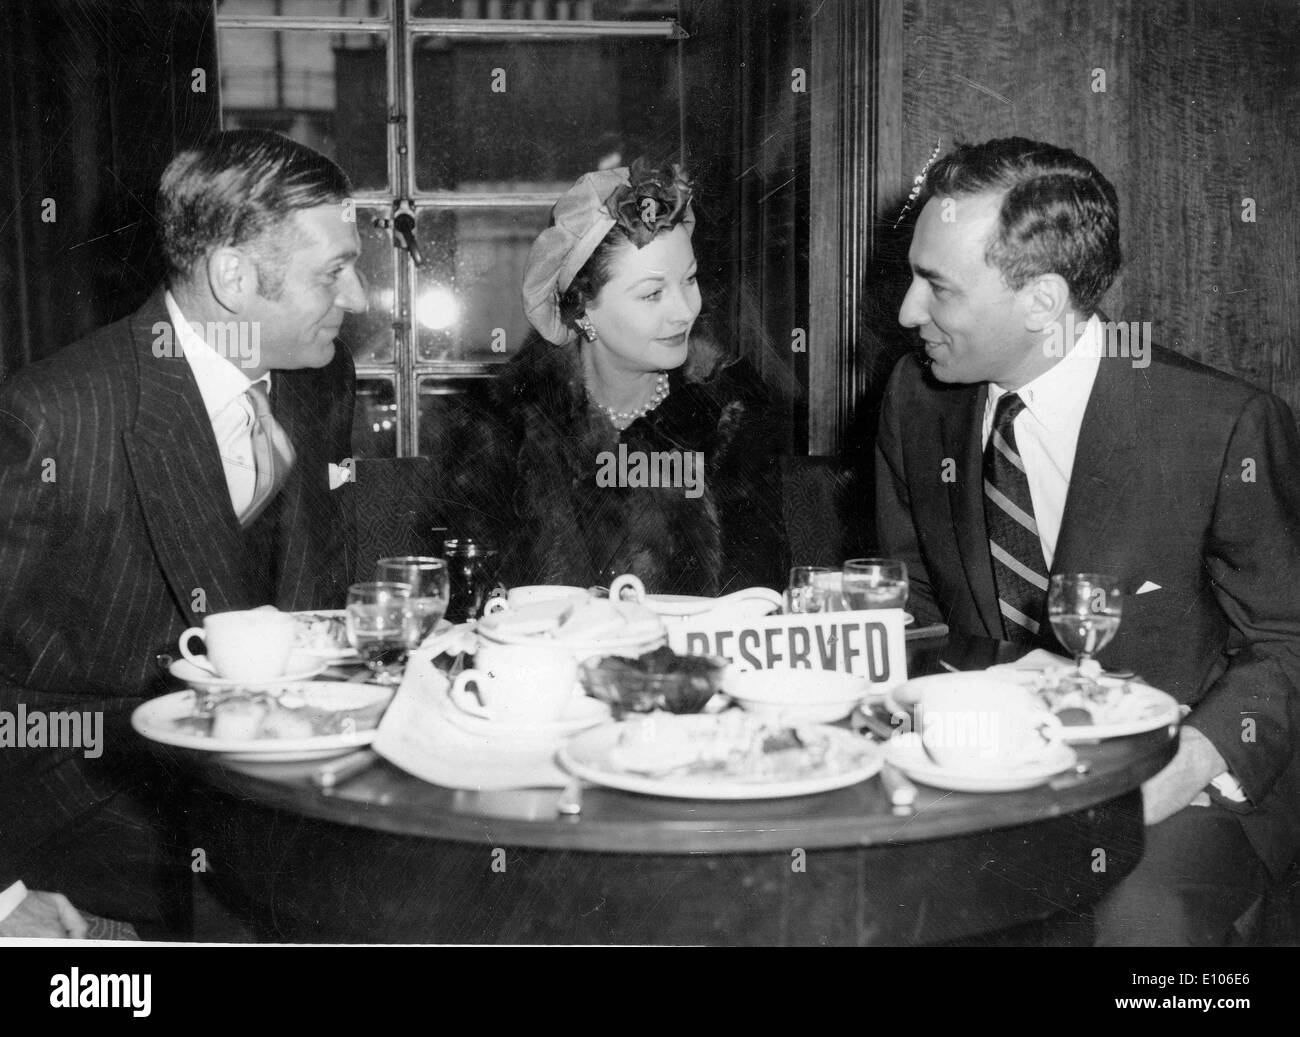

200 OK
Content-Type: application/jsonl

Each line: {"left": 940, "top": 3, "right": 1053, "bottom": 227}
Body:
{"left": 898, "top": 0, "right": 1131, "bottom": 313}
{"left": 1127, "top": 0, "right": 1300, "bottom": 405}
{"left": 876, "top": 0, "right": 1300, "bottom": 416}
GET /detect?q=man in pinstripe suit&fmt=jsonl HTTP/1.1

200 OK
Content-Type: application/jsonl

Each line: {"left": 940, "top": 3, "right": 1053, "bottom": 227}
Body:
{"left": 0, "top": 131, "right": 364, "bottom": 937}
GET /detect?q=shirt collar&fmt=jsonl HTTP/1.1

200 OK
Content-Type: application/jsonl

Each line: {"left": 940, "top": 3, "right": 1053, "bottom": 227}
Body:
{"left": 988, "top": 314, "right": 1103, "bottom": 432}
{"left": 165, "top": 291, "right": 267, "bottom": 418}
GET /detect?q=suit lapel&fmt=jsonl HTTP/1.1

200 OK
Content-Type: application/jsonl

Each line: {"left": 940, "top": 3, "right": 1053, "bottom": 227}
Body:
{"left": 270, "top": 370, "right": 318, "bottom": 606}
{"left": 121, "top": 290, "right": 260, "bottom": 620}
{"left": 271, "top": 363, "right": 353, "bottom": 608}
{"left": 940, "top": 382, "right": 1003, "bottom": 636}
{"left": 1052, "top": 353, "right": 1141, "bottom": 577}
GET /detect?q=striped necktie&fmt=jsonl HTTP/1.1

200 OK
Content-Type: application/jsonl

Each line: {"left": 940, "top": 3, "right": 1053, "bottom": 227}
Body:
{"left": 240, "top": 381, "right": 296, "bottom": 528}
{"left": 983, "top": 392, "right": 1048, "bottom": 641}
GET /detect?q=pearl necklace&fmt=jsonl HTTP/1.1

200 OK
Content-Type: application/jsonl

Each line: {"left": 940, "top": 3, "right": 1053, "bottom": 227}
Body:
{"left": 593, "top": 371, "right": 670, "bottom": 428}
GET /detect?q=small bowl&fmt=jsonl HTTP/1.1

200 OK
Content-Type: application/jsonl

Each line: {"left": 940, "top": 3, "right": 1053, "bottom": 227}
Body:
{"left": 580, "top": 652, "right": 729, "bottom": 716}
{"left": 725, "top": 668, "right": 876, "bottom": 724}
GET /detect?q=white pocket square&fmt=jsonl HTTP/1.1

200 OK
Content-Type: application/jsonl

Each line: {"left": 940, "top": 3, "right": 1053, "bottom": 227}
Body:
{"left": 1136, "top": 581, "right": 1161, "bottom": 595}
{"left": 328, "top": 461, "right": 355, "bottom": 490}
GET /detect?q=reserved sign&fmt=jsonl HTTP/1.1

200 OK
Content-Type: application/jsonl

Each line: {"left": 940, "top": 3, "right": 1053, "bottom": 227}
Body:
{"left": 666, "top": 608, "right": 908, "bottom": 693}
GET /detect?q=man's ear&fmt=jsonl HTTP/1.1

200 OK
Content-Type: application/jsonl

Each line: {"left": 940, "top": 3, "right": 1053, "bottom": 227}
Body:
{"left": 1021, "top": 272, "right": 1071, "bottom": 333}
{"left": 206, "top": 246, "right": 255, "bottom": 314}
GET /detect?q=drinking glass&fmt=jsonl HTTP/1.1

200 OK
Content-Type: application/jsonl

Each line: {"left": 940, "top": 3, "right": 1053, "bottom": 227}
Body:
{"left": 346, "top": 581, "right": 415, "bottom": 685}
{"left": 786, "top": 566, "right": 837, "bottom": 613}
{"left": 842, "top": 559, "right": 909, "bottom": 610}
{"left": 376, "top": 556, "right": 450, "bottom": 644}
{"left": 1047, "top": 573, "right": 1123, "bottom": 681}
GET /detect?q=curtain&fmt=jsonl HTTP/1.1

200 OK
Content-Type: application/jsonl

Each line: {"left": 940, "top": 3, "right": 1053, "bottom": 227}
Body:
{"left": 0, "top": 0, "right": 218, "bottom": 379}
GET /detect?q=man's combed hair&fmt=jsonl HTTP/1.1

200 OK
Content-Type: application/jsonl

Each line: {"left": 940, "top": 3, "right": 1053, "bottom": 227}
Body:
{"left": 922, "top": 137, "right": 1121, "bottom": 314}
{"left": 158, "top": 129, "right": 352, "bottom": 294}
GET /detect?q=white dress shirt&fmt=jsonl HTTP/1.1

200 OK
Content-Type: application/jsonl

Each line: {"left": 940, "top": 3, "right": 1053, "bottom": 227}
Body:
{"left": 165, "top": 292, "right": 271, "bottom": 517}
{"left": 982, "top": 315, "right": 1103, "bottom": 570}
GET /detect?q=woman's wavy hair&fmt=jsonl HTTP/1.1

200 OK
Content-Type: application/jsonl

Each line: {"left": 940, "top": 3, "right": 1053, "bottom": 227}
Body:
{"left": 558, "top": 158, "right": 695, "bottom": 333}
{"left": 920, "top": 137, "right": 1121, "bottom": 315}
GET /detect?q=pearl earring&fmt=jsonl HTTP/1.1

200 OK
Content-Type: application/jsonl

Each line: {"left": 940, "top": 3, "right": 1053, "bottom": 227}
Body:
{"left": 576, "top": 315, "right": 598, "bottom": 342}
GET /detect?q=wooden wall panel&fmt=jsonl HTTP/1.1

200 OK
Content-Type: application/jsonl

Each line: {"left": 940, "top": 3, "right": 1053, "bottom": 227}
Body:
{"left": 1127, "top": 0, "right": 1300, "bottom": 407}
{"left": 878, "top": 0, "right": 1300, "bottom": 416}
{"left": 899, "top": 0, "right": 1131, "bottom": 315}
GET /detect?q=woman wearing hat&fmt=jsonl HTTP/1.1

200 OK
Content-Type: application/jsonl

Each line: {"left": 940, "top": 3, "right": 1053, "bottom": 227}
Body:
{"left": 445, "top": 160, "right": 788, "bottom": 595}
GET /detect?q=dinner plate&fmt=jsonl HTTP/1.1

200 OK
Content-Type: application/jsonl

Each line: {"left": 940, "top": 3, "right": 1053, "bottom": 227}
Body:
{"left": 558, "top": 714, "right": 884, "bottom": 800}
{"left": 131, "top": 682, "right": 393, "bottom": 762}
{"left": 991, "top": 670, "right": 1182, "bottom": 741}
{"left": 169, "top": 654, "right": 327, "bottom": 689}
{"left": 885, "top": 732, "right": 1077, "bottom": 792}
{"left": 894, "top": 670, "right": 1182, "bottom": 743}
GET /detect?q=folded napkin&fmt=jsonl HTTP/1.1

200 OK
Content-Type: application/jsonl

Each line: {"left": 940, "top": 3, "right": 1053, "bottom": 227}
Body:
{"left": 988, "top": 648, "right": 1076, "bottom": 672}
{"left": 372, "top": 654, "right": 571, "bottom": 791}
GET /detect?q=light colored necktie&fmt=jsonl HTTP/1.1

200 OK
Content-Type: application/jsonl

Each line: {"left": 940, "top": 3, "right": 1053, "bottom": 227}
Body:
{"left": 239, "top": 382, "right": 296, "bottom": 527}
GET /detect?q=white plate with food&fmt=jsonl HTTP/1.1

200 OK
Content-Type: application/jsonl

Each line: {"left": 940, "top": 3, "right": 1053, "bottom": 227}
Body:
{"left": 169, "top": 653, "right": 327, "bottom": 689}
{"left": 886, "top": 669, "right": 1181, "bottom": 743}
{"left": 292, "top": 610, "right": 356, "bottom": 662}
{"left": 884, "top": 732, "right": 1077, "bottom": 793}
{"left": 132, "top": 681, "right": 394, "bottom": 762}
{"left": 985, "top": 669, "right": 1180, "bottom": 742}
{"left": 558, "top": 712, "right": 884, "bottom": 800}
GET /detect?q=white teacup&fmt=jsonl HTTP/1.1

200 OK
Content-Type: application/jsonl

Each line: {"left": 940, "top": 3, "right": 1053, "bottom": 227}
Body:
{"left": 179, "top": 607, "right": 298, "bottom": 681}
{"left": 449, "top": 642, "right": 578, "bottom": 725}
{"left": 915, "top": 676, "right": 1062, "bottom": 772}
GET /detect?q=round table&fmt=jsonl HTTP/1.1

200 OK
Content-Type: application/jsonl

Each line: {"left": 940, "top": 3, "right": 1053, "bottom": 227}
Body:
{"left": 182, "top": 633, "right": 1176, "bottom": 944}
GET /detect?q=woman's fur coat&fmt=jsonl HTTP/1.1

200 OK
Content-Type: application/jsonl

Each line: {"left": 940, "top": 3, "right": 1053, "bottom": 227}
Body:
{"left": 445, "top": 336, "right": 788, "bottom": 595}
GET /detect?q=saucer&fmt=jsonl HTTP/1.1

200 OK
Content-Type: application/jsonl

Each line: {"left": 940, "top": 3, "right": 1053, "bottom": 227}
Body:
{"left": 169, "top": 653, "right": 327, "bottom": 690}
{"left": 441, "top": 692, "right": 611, "bottom": 742}
{"left": 884, "top": 732, "right": 1077, "bottom": 792}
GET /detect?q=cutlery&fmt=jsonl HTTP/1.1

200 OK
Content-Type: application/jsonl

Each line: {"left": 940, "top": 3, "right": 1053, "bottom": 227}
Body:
{"left": 880, "top": 762, "right": 918, "bottom": 812}
{"left": 1048, "top": 760, "right": 1093, "bottom": 791}
{"left": 851, "top": 707, "right": 897, "bottom": 742}
{"left": 556, "top": 777, "right": 584, "bottom": 816}
{"left": 311, "top": 748, "right": 379, "bottom": 791}
{"left": 938, "top": 660, "right": 960, "bottom": 673}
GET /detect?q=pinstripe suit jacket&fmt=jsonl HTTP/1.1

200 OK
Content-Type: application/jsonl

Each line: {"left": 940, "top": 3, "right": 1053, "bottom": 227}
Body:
{"left": 0, "top": 287, "right": 356, "bottom": 884}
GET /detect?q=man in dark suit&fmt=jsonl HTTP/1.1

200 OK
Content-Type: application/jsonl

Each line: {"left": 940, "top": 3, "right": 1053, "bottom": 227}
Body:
{"left": 876, "top": 137, "right": 1300, "bottom": 945}
{"left": 0, "top": 130, "right": 363, "bottom": 937}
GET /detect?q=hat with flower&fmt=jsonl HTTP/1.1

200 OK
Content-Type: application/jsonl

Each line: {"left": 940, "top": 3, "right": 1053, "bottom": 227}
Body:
{"left": 522, "top": 162, "right": 695, "bottom": 344}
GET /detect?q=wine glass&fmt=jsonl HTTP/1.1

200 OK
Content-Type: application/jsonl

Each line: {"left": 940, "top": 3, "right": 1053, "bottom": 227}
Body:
{"left": 786, "top": 566, "right": 838, "bottom": 613}
{"left": 346, "top": 581, "right": 415, "bottom": 685}
{"left": 1047, "top": 573, "right": 1123, "bottom": 684}
{"left": 375, "top": 556, "right": 450, "bottom": 645}
{"left": 842, "top": 559, "right": 909, "bottom": 610}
